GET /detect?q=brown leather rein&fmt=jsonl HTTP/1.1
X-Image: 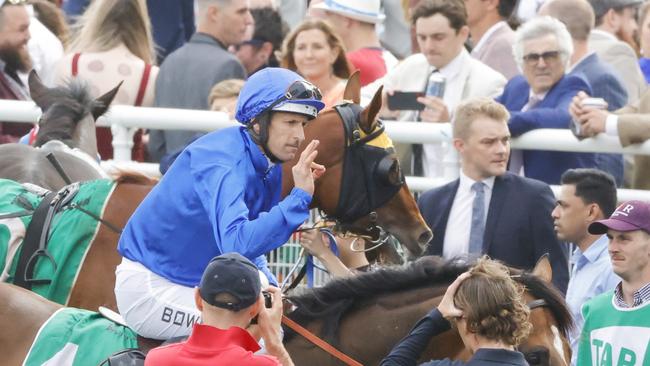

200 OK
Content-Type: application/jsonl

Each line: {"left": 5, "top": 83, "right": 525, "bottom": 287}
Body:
{"left": 281, "top": 314, "right": 364, "bottom": 366}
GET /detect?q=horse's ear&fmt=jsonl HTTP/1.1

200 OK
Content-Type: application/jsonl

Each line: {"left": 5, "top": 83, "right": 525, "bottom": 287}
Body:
{"left": 360, "top": 85, "right": 383, "bottom": 133}
{"left": 531, "top": 254, "right": 553, "bottom": 284}
{"left": 29, "top": 70, "right": 55, "bottom": 110}
{"left": 343, "top": 71, "right": 361, "bottom": 104}
{"left": 91, "top": 81, "right": 123, "bottom": 121}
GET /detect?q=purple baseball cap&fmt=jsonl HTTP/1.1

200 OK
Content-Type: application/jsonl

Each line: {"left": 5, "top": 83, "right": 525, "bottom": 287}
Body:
{"left": 588, "top": 200, "right": 650, "bottom": 235}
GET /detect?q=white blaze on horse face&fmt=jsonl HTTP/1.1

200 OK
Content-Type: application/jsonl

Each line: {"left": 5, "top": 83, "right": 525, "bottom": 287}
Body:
{"left": 551, "top": 325, "right": 567, "bottom": 364}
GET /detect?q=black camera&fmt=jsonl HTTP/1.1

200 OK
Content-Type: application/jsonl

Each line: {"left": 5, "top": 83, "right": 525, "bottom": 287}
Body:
{"left": 263, "top": 291, "right": 272, "bottom": 308}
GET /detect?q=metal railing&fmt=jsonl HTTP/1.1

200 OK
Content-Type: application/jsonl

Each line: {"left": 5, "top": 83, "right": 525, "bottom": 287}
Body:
{"left": 4, "top": 100, "right": 650, "bottom": 284}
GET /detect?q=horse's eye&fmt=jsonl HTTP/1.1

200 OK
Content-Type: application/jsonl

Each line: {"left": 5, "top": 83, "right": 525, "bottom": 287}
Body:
{"left": 388, "top": 160, "right": 403, "bottom": 186}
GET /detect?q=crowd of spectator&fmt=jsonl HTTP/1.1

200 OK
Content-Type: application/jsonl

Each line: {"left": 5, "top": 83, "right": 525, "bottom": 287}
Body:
{"left": 1, "top": 0, "right": 650, "bottom": 365}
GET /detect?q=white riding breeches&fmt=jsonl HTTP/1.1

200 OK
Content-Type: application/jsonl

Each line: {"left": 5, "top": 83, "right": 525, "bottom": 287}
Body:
{"left": 114, "top": 258, "right": 201, "bottom": 340}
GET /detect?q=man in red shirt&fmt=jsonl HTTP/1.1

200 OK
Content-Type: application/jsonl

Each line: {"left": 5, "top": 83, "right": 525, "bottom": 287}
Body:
{"left": 312, "top": 0, "right": 398, "bottom": 86}
{"left": 144, "top": 253, "right": 294, "bottom": 365}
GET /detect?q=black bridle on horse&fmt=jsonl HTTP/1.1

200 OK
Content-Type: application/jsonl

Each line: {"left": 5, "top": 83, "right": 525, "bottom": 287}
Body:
{"left": 329, "top": 102, "right": 404, "bottom": 241}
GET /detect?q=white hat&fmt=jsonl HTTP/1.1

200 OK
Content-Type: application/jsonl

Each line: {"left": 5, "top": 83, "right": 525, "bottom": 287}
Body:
{"left": 313, "top": 0, "right": 386, "bottom": 24}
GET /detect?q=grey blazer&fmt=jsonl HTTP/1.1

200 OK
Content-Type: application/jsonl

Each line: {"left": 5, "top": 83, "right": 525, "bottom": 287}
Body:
{"left": 148, "top": 33, "right": 246, "bottom": 161}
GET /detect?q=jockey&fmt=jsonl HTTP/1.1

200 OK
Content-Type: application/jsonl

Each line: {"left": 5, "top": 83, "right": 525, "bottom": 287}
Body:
{"left": 114, "top": 68, "right": 325, "bottom": 340}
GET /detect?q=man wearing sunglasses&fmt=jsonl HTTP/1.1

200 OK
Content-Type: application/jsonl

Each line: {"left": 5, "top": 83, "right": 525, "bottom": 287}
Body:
{"left": 0, "top": 0, "right": 31, "bottom": 144}
{"left": 115, "top": 68, "right": 325, "bottom": 340}
{"left": 496, "top": 16, "right": 594, "bottom": 185}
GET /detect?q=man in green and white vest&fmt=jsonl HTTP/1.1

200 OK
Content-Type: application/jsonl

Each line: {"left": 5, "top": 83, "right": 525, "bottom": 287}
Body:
{"left": 577, "top": 199, "right": 650, "bottom": 366}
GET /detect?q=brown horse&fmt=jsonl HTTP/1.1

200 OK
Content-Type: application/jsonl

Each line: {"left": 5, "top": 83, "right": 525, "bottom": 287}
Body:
{"left": 0, "top": 71, "right": 121, "bottom": 190}
{"left": 282, "top": 73, "right": 431, "bottom": 259}
{"left": 283, "top": 255, "right": 573, "bottom": 366}
{"left": 2, "top": 74, "right": 430, "bottom": 312}
{"left": 0, "top": 256, "right": 571, "bottom": 366}
{"left": 65, "top": 173, "right": 157, "bottom": 311}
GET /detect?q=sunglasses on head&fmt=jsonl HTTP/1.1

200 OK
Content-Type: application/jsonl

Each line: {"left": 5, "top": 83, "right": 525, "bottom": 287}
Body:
{"left": 264, "top": 80, "right": 322, "bottom": 113}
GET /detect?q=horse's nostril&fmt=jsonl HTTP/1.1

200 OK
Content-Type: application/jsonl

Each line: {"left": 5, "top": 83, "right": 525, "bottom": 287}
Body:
{"left": 418, "top": 230, "right": 433, "bottom": 247}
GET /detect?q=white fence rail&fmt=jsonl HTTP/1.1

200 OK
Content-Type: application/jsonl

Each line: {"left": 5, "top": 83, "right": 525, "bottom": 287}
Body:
{"left": 3, "top": 100, "right": 650, "bottom": 201}
{"left": 4, "top": 100, "right": 650, "bottom": 285}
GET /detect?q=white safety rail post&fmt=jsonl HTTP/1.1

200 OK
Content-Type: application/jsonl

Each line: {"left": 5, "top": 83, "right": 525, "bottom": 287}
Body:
{"left": 110, "top": 125, "right": 136, "bottom": 162}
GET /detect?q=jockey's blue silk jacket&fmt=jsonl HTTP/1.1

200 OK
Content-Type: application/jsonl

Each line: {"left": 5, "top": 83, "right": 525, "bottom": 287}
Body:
{"left": 118, "top": 126, "right": 311, "bottom": 286}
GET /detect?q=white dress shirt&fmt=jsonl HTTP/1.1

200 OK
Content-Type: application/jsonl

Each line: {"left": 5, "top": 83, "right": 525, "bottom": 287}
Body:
{"left": 442, "top": 172, "right": 495, "bottom": 259}
{"left": 423, "top": 50, "right": 471, "bottom": 178}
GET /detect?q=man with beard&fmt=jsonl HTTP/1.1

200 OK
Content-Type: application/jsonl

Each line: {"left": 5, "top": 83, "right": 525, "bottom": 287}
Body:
{"left": 0, "top": 0, "right": 32, "bottom": 143}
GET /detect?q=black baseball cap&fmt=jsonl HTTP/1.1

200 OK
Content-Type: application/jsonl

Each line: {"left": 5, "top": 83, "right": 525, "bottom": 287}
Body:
{"left": 198, "top": 253, "right": 261, "bottom": 311}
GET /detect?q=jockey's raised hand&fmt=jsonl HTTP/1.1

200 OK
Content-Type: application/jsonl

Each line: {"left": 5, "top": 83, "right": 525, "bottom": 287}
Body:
{"left": 292, "top": 140, "right": 325, "bottom": 195}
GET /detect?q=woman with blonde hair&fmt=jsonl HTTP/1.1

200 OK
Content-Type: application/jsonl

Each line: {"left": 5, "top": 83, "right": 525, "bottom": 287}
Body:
{"left": 281, "top": 19, "right": 351, "bottom": 109}
{"left": 53, "top": 0, "right": 158, "bottom": 161}
{"left": 381, "top": 257, "right": 532, "bottom": 366}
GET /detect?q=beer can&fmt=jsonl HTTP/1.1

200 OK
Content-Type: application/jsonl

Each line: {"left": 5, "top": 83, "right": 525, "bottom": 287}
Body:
{"left": 581, "top": 97, "right": 607, "bottom": 110}
{"left": 571, "top": 98, "right": 607, "bottom": 139}
{"left": 425, "top": 72, "right": 446, "bottom": 98}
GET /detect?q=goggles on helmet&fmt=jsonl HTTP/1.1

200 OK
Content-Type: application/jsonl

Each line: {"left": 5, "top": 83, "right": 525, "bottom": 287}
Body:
{"left": 263, "top": 80, "right": 323, "bottom": 118}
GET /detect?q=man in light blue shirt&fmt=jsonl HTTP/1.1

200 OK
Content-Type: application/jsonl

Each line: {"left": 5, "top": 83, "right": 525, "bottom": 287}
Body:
{"left": 551, "top": 168, "right": 621, "bottom": 365}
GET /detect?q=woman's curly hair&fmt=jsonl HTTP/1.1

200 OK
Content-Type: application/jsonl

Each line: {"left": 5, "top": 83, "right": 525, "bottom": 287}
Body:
{"left": 453, "top": 257, "right": 532, "bottom": 346}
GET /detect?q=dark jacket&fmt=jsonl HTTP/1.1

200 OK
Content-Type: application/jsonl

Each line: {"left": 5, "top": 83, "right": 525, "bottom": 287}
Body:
{"left": 496, "top": 74, "right": 594, "bottom": 185}
{"left": 380, "top": 308, "right": 528, "bottom": 366}
{"left": 418, "top": 173, "right": 569, "bottom": 293}
{"left": 147, "top": 33, "right": 246, "bottom": 161}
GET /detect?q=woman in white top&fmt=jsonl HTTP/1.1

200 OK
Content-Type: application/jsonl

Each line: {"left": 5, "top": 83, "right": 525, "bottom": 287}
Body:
{"left": 53, "top": 0, "right": 159, "bottom": 161}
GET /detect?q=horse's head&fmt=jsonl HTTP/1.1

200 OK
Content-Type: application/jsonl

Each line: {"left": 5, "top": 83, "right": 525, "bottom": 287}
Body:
{"left": 28, "top": 70, "right": 121, "bottom": 159}
{"left": 515, "top": 256, "right": 573, "bottom": 366}
{"left": 290, "top": 73, "right": 431, "bottom": 258}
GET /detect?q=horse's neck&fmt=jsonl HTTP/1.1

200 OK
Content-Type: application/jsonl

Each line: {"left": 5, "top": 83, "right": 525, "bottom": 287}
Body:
{"left": 71, "top": 116, "right": 99, "bottom": 158}
{"left": 285, "top": 285, "right": 452, "bottom": 366}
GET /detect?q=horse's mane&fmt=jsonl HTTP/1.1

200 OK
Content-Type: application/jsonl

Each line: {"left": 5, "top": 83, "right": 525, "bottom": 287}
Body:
{"left": 286, "top": 256, "right": 467, "bottom": 344}
{"left": 286, "top": 256, "right": 573, "bottom": 344}
{"left": 34, "top": 80, "right": 98, "bottom": 147}
{"left": 113, "top": 171, "right": 158, "bottom": 186}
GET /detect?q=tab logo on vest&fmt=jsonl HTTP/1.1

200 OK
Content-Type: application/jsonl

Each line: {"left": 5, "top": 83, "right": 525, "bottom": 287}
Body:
{"left": 590, "top": 327, "right": 650, "bottom": 366}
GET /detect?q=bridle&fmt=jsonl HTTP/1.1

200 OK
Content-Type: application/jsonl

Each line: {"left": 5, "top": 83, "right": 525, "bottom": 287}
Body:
{"left": 319, "top": 101, "right": 404, "bottom": 248}
{"left": 282, "top": 102, "right": 406, "bottom": 289}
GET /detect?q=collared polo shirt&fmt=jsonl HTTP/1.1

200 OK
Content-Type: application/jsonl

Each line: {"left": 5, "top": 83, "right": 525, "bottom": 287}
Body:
{"left": 566, "top": 234, "right": 620, "bottom": 364}
{"left": 144, "top": 323, "right": 280, "bottom": 365}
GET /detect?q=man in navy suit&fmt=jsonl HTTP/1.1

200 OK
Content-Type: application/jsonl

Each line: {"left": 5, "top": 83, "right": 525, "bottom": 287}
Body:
{"left": 540, "top": 0, "right": 628, "bottom": 186}
{"left": 496, "top": 16, "right": 595, "bottom": 185}
{"left": 418, "top": 97, "right": 569, "bottom": 292}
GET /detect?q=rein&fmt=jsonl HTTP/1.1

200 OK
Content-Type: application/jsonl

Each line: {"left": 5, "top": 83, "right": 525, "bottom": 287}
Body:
{"left": 280, "top": 295, "right": 550, "bottom": 366}
{"left": 45, "top": 152, "right": 123, "bottom": 235}
{"left": 281, "top": 314, "right": 363, "bottom": 366}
